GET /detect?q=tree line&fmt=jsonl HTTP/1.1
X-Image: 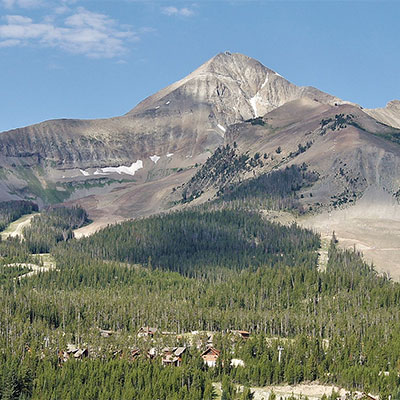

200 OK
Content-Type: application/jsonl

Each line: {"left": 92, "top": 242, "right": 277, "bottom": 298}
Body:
{"left": 0, "top": 200, "right": 38, "bottom": 232}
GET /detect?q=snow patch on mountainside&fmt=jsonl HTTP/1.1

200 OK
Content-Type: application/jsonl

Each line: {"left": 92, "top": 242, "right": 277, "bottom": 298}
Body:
{"left": 249, "top": 74, "right": 269, "bottom": 117}
{"left": 249, "top": 96, "right": 259, "bottom": 117}
{"left": 94, "top": 161, "right": 143, "bottom": 176}
{"left": 217, "top": 124, "right": 226, "bottom": 133}
{"left": 261, "top": 74, "right": 269, "bottom": 89}
{"left": 150, "top": 155, "right": 160, "bottom": 164}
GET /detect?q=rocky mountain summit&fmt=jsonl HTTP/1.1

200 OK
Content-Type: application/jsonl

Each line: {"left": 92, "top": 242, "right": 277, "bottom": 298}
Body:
{"left": 0, "top": 52, "right": 399, "bottom": 220}
{"left": 0, "top": 53, "right": 350, "bottom": 170}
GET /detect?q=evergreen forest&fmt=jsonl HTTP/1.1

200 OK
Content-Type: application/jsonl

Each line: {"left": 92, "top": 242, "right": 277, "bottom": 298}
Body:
{"left": 0, "top": 164, "right": 400, "bottom": 399}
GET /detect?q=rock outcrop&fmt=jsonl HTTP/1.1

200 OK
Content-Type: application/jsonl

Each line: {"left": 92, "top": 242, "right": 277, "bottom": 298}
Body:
{"left": 365, "top": 100, "right": 400, "bottom": 129}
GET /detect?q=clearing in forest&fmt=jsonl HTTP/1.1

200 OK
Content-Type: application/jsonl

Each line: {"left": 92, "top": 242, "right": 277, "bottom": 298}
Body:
{"left": 317, "top": 236, "right": 330, "bottom": 273}
{"left": 1, "top": 212, "right": 38, "bottom": 239}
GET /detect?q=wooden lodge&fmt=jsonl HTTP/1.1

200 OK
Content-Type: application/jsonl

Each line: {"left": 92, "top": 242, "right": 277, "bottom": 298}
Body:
{"left": 162, "top": 347, "right": 186, "bottom": 367}
{"left": 60, "top": 344, "right": 88, "bottom": 362}
{"left": 137, "top": 326, "right": 158, "bottom": 338}
{"left": 201, "top": 347, "right": 220, "bottom": 367}
{"left": 232, "top": 330, "right": 250, "bottom": 340}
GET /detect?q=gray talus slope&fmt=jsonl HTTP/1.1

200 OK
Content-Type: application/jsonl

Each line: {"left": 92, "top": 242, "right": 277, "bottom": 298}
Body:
{"left": 365, "top": 100, "right": 400, "bottom": 129}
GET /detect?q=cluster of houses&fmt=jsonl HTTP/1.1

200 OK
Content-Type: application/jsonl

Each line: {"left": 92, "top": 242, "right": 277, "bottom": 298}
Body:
{"left": 60, "top": 344, "right": 88, "bottom": 362}
{"left": 61, "top": 326, "right": 250, "bottom": 367}
{"left": 130, "top": 343, "right": 239, "bottom": 368}
{"left": 130, "top": 346, "right": 188, "bottom": 367}
{"left": 58, "top": 328, "right": 383, "bottom": 400}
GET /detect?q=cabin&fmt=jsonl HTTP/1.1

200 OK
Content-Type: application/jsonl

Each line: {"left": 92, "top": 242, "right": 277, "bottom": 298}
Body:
{"left": 174, "top": 347, "right": 186, "bottom": 357}
{"left": 232, "top": 330, "right": 250, "bottom": 340}
{"left": 201, "top": 347, "right": 220, "bottom": 367}
{"left": 162, "top": 347, "right": 187, "bottom": 367}
{"left": 61, "top": 344, "right": 88, "bottom": 362}
{"left": 74, "top": 348, "right": 88, "bottom": 359}
{"left": 137, "top": 326, "right": 158, "bottom": 338}
{"left": 162, "top": 354, "right": 181, "bottom": 367}
{"left": 99, "top": 329, "right": 114, "bottom": 338}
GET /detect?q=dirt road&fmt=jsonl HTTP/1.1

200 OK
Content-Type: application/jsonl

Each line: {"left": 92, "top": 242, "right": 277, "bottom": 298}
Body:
{"left": 6, "top": 254, "right": 56, "bottom": 280}
{"left": 1, "top": 213, "right": 38, "bottom": 239}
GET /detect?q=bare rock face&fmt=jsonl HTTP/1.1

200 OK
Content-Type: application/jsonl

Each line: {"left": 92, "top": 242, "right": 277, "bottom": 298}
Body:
{"left": 130, "top": 52, "right": 349, "bottom": 123}
{"left": 365, "top": 100, "right": 400, "bottom": 129}
{"left": 0, "top": 51, "right": 397, "bottom": 215}
{"left": 0, "top": 52, "right": 348, "bottom": 171}
{"left": 0, "top": 52, "right": 353, "bottom": 204}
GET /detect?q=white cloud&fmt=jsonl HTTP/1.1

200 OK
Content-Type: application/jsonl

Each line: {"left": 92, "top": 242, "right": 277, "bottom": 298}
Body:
{"left": 0, "top": 38, "right": 20, "bottom": 46}
{"left": 0, "top": 7, "right": 138, "bottom": 58}
{"left": 2, "top": 0, "right": 44, "bottom": 9}
{"left": 162, "top": 6, "right": 194, "bottom": 17}
{"left": 53, "top": 0, "right": 77, "bottom": 14}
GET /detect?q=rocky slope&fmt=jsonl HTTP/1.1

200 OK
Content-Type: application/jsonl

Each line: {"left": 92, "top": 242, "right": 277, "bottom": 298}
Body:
{"left": 224, "top": 99, "right": 400, "bottom": 211}
{"left": 0, "top": 52, "right": 399, "bottom": 214}
{"left": 0, "top": 52, "right": 354, "bottom": 205}
{"left": 365, "top": 100, "right": 400, "bottom": 129}
{"left": 0, "top": 53, "right": 350, "bottom": 168}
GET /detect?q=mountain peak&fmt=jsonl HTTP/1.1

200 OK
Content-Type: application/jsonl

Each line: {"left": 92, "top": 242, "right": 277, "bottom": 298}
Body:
{"left": 129, "top": 51, "right": 346, "bottom": 122}
{"left": 387, "top": 99, "right": 400, "bottom": 109}
{"left": 206, "top": 51, "right": 262, "bottom": 66}
{"left": 198, "top": 51, "right": 280, "bottom": 81}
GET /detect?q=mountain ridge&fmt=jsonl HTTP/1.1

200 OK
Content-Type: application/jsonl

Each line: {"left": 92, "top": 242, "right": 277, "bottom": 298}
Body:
{"left": 365, "top": 99, "right": 400, "bottom": 129}
{"left": 2, "top": 51, "right": 400, "bottom": 277}
{"left": 0, "top": 51, "right": 398, "bottom": 212}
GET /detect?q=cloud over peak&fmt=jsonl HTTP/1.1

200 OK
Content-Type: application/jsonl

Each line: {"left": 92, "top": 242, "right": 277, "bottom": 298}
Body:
{"left": 0, "top": 7, "right": 138, "bottom": 58}
{"left": 162, "top": 6, "right": 194, "bottom": 17}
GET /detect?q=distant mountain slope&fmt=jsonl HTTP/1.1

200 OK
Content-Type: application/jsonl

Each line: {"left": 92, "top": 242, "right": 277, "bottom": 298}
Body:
{"left": 174, "top": 97, "right": 400, "bottom": 212}
{"left": 0, "top": 51, "right": 398, "bottom": 218}
{"left": 129, "top": 52, "right": 349, "bottom": 121}
{"left": 365, "top": 100, "right": 400, "bottom": 129}
{"left": 0, "top": 53, "right": 349, "bottom": 169}
{"left": 0, "top": 52, "right": 351, "bottom": 205}
{"left": 2, "top": 51, "right": 400, "bottom": 277}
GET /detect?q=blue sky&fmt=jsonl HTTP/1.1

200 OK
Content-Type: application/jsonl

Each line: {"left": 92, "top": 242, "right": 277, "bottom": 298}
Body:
{"left": 0, "top": 0, "right": 399, "bottom": 132}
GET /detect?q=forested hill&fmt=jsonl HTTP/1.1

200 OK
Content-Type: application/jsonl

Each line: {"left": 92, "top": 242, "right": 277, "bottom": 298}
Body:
{"left": 23, "top": 206, "right": 88, "bottom": 253}
{"left": 2, "top": 204, "right": 400, "bottom": 398}
{"left": 2, "top": 231, "right": 400, "bottom": 397}
{"left": 59, "top": 209, "right": 320, "bottom": 275}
